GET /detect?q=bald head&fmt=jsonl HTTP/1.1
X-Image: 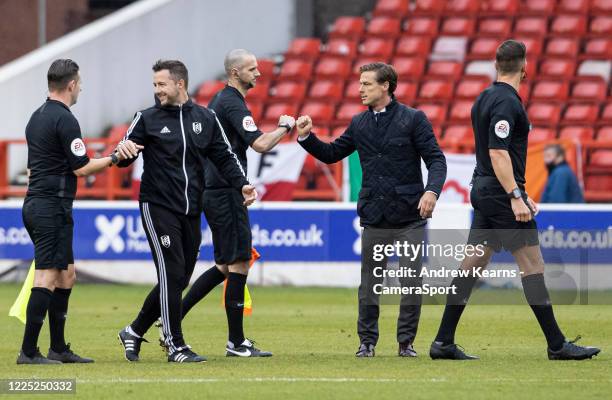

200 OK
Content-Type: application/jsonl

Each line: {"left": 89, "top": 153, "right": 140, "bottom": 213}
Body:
{"left": 224, "top": 49, "right": 255, "bottom": 75}
{"left": 224, "top": 49, "right": 260, "bottom": 93}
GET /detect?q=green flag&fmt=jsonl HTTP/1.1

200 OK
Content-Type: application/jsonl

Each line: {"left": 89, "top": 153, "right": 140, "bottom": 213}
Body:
{"left": 348, "top": 151, "right": 362, "bottom": 202}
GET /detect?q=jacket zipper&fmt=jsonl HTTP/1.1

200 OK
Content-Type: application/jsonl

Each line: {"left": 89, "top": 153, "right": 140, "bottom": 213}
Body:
{"left": 179, "top": 104, "right": 189, "bottom": 215}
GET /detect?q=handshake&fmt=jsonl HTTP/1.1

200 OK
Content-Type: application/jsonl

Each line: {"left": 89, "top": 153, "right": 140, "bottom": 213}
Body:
{"left": 277, "top": 115, "right": 313, "bottom": 138}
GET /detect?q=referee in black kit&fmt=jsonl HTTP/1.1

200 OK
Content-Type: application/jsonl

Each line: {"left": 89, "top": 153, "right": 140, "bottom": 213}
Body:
{"left": 156, "top": 49, "right": 292, "bottom": 357}
{"left": 18, "top": 59, "right": 125, "bottom": 364}
{"left": 296, "top": 63, "right": 447, "bottom": 357}
{"left": 430, "top": 40, "right": 600, "bottom": 361}
{"left": 115, "top": 60, "right": 256, "bottom": 363}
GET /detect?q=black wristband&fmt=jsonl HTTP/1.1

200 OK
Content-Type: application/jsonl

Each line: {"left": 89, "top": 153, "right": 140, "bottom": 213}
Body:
{"left": 109, "top": 152, "right": 119, "bottom": 166}
{"left": 278, "top": 123, "right": 292, "bottom": 132}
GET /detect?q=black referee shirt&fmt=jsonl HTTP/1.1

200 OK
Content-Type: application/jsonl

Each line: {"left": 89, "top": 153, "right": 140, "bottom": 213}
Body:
{"left": 205, "top": 86, "right": 263, "bottom": 188}
{"left": 471, "top": 82, "right": 531, "bottom": 185}
{"left": 25, "top": 99, "right": 89, "bottom": 198}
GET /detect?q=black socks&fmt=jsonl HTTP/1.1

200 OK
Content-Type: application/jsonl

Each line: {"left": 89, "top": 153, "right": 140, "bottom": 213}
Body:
{"left": 434, "top": 275, "right": 479, "bottom": 345}
{"left": 21, "top": 287, "right": 53, "bottom": 357}
{"left": 182, "top": 266, "right": 226, "bottom": 319}
{"left": 48, "top": 287, "right": 71, "bottom": 353}
{"left": 225, "top": 272, "right": 247, "bottom": 346}
{"left": 522, "top": 273, "right": 565, "bottom": 351}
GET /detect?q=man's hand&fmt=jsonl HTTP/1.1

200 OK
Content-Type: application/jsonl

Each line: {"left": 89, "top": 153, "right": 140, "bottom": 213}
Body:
{"left": 526, "top": 196, "right": 539, "bottom": 216}
{"left": 296, "top": 115, "right": 313, "bottom": 138}
{"left": 511, "top": 197, "right": 533, "bottom": 222}
{"left": 417, "top": 191, "right": 437, "bottom": 219}
{"left": 278, "top": 115, "right": 296, "bottom": 130}
{"left": 115, "top": 139, "right": 143, "bottom": 160}
{"left": 242, "top": 185, "right": 258, "bottom": 206}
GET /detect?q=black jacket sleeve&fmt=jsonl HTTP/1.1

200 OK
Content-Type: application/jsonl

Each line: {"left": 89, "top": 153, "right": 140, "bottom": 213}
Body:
{"left": 412, "top": 111, "right": 447, "bottom": 196}
{"left": 206, "top": 115, "right": 249, "bottom": 189}
{"left": 116, "top": 112, "right": 146, "bottom": 168}
{"left": 298, "top": 123, "right": 356, "bottom": 164}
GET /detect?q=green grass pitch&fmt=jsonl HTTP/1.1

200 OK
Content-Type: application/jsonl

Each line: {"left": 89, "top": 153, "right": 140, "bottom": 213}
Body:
{"left": 0, "top": 284, "right": 610, "bottom": 399}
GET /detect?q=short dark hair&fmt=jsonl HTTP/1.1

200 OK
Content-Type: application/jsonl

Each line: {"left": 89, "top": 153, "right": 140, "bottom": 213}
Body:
{"left": 545, "top": 143, "right": 566, "bottom": 159}
{"left": 359, "top": 62, "right": 398, "bottom": 95}
{"left": 47, "top": 59, "right": 79, "bottom": 91}
{"left": 496, "top": 40, "right": 527, "bottom": 74}
{"left": 152, "top": 59, "right": 189, "bottom": 89}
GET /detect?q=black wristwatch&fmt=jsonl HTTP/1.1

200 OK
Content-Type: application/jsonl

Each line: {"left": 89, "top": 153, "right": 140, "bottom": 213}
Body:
{"left": 109, "top": 151, "right": 119, "bottom": 166}
{"left": 278, "top": 123, "right": 292, "bottom": 132}
{"left": 507, "top": 187, "right": 521, "bottom": 199}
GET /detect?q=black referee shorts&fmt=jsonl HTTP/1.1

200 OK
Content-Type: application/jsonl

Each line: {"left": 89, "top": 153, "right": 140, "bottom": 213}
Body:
{"left": 467, "top": 176, "right": 539, "bottom": 253}
{"left": 22, "top": 196, "right": 74, "bottom": 270}
{"left": 202, "top": 188, "right": 252, "bottom": 265}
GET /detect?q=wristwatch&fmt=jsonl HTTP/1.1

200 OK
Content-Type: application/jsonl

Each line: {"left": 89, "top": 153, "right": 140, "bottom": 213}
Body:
{"left": 109, "top": 151, "right": 119, "bottom": 166}
{"left": 278, "top": 123, "right": 293, "bottom": 132}
{"left": 507, "top": 187, "right": 521, "bottom": 199}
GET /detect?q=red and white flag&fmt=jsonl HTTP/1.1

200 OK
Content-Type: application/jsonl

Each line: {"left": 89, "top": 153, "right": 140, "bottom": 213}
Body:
{"left": 246, "top": 143, "right": 307, "bottom": 201}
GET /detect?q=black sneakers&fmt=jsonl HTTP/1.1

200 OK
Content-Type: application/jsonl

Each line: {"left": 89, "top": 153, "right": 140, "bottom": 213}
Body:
{"left": 47, "top": 344, "right": 94, "bottom": 363}
{"left": 16, "top": 348, "right": 62, "bottom": 365}
{"left": 118, "top": 327, "right": 148, "bottom": 362}
{"left": 355, "top": 343, "right": 375, "bottom": 357}
{"left": 429, "top": 341, "right": 479, "bottom": 360}
{"left": 168, "top": 346, "right": 207, "bottom": 363}
{"left": 398, "top": 342, "right": 417, "bottom": 357}
{"left": 226, "top": 338, "right": 273, "bottom": 357}
{"left": 548, "top": 337, "right": 601, "bottom": 360}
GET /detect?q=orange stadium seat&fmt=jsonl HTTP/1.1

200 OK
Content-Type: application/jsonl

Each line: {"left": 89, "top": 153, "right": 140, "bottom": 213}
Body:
{"left": 325, "top": 38, "right": 358, "bottom": 58}
{"left": 308, "top": 81, "right": 344, "bottom": 103}
{"left": 285, "top": 38, "right": 321, "bottom": 61}
{"left": 418, "top": 80, "right": 454, "bottom": 101}
{"left": 449, "top": 101, "right": 473, "bottom": 122}
{"left": 515, "top": 17, "right": 548, "bottom": 36}
{"left": 562, "top": 103, "right": 600, "bottom": 124}
{"left": 529, "top": 127, "right": 557, "bottom": 142}
{"left": 315, "top": 58, "right": 352, "bottom": 80}
{"left": 539, "top": 59, "right": 576, "bottom": 79}
{"left": 329, "top": 17, "right": 366, "bottom": 40}
{"left": 545, "top": 37, "right": 580, "bottom": 58}
{"left": 392, "top": 57, "right": 426, "bottom": 78}
{"left": 268, "top": 82, "right": 307, "bottom": 102}
{"left": 557, "top": 0, "right": 590, "bottom": 14}
{"left": 551, "top": 15, "right": 588, "bottom": 36}
{"left": 396, "top": 37, "right": 432, "bottom": 57}
{"left": 359, "top": 38, "right": 395, "bottom": 58}
{"left": 445, "top": 0, "right": 480, "bottom": 15}
{"left": 527, "top": 102, "right": 562, "bottom": 125}
{"left": 373, "top": 0, "right": 410, "bottom": 17}
{"left": 519, "top": 0, "right": 555, "bottom": 15}
{"left": 394, "top": 82, "right": 418, "bottom": 103}
{"left": 584, "top": 39, "right": 612, "bottom": 58}
{"left": 300, "top": 102, "right": 335, "bottom": 124}
{"left": 366, "top": 16, "right": 402, "bottom": 38}
{"left": 278, "top": 60, "right": 313, "bottom": 81}
{"left": 416, "top": 103, "right": 448, "bottom": 125}
{"left": 440, "top": 17, "right": 476, "bottom": 36}
{"left": 531, "top": 81, "right": 569, "bottom": 101}
{"left": 559, "top": 126, "right": 595, "bottom": 141}
{"left": 403, "top": 17, "right": 440, "bottom": 36}
{"left": 426, "top": 61, "right": 463, "bottom": 80}
{"left": 590, "top": 16, "right": 612, "bottom": 37}
{"left": 246, "top": 81, "right": 270, "bottom": 102}
{"left": 478, "top": 18, "right": 513, "bottom": 37}
{"left": 455, "top": 78, "right": 490, "bottom": 100}
{"left": 571, "top": 80, "right": 608, "bottom": 102}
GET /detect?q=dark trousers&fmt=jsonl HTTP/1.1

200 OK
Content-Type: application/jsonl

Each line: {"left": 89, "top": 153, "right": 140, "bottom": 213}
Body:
{"left": 358, "top": 224, "right": 425, "bottom": 346}
{"left": 137, "top": 202, "right": 201, "bottom": 353}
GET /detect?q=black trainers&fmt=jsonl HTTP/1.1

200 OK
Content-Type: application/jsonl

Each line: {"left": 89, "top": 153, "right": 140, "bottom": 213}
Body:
{"left": 398, "top": 342, "right": 417, "bottom": 357}
{"left": 47, "top": 344, "right": 94, "bottom": 363}
{"left": 226, "top": 338, "right": 273, "bottom": 357}
{"left": 355, "top": 343, "right": 375, "bottom": 357}
{"left": 430, "top": 341, "right": 479, "bottom": 360}
{"left": 118, "top": 327, "right": 148, "bottom": 362}
{"left": 548, "top": 336, "right": 601, "bottom": 360}
{"left": 17, "top": 348, "right": 62, "bottom": 365}
{"left": 168, "top": 346, "right": 207, "bottom": 363}
{"left": 154, "top": 318, "right": 170, "bottom": 355}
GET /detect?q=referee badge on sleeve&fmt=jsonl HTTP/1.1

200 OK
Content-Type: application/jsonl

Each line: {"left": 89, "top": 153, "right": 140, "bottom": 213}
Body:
{"left": 70, "top": 138, "right": 86, "bottom": 156}
{"left": 494, "top": 120, "right": 510, "bottom": 139}
{"left": 242, "top": 116, "right": 257, "bottom": 132}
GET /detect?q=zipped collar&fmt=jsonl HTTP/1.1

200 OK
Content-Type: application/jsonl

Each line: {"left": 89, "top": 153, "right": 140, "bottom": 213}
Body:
{"left": 155, "top": 97, "right": 194, "bottom": 111}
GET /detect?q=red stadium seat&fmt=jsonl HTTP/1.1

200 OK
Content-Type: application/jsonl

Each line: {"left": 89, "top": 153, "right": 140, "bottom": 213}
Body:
{"left": 559, "top": 126, "right": 595, "bottom": 141}
{"left": 443, "top": 125, "right": 473, "bottom": 146}
{"left": 481, "top": 0, "right": 518, "bottom": 15}
{"left": 308, "top": 81, "right": 344, "bottom": 102}
{"left": 449, "top": 101, "right": 473, "bottom": 122}
{"left": 373, "top": 0, "right": 410, "bottom": 17}
{"left": 529, "top": 127, "right": 556, "bottom": 142}
{"left": 312, "top": 126, "right": 331, "bottom": 137}
{"left": 440, "top": 17, "right": 476, "bottom": 36}
{"left": 396, "top": 37, "right": 432, "bottom": 57}
{"left": 418, "top": 80, "right": 453, "bottom": 101}
{"left": 359, "top": 38, "right": 394, "bottom": 58}
{"left": 246, "top": 82, "right": 270, "bottom": 102}
{"left": 300, "top": 102, "right": 335, "bottom": 124}
{"left": 592, "top": 0, "right": 612, "bottom": 14}
{"left": 585, "top": 175, "right": 612, "bottom": 194}
{"left": 325, "top": 38, "right": 358, "bottom": 59}
{"left": 196, "top": 80, "right": 225, "bottom": 103}
{"left": 403, "top": 17, "right": 439, "bottom": 36}
{"left": 343, "top": 81, "right": 362, "bottom": 103}
{"left": 571, "top": 80, "right": 608, "bottom": 101}
{"left": 515, "top": 17, "right": 548, "bottom": 36}
{"left": 108, "top": 124, "right": 130, "bottom": 142}
{"left": 416, "top": 103, "right": 448, "bottom": 125}
{"left": 597, "top": 126, "right": 612, "bottom": 140}
{"left": 589, "top": 151, "right": 612, "bottom": 167}
{"left": 335, "top": 103, "right": 367, "bottom": 125}
{"left": 455, "top": 78, "right": 490, "bottom": 99}
{"left": 519, "top": 0, "right": 555, "bottom": 15}
{"left": 245, "top": 102, "right": 263, "bottom": 121}
{"left": 268, "top": 82, "right": 307, "bottom": 102}
{"left": 329, "top": 17, "right": 366, "bottom": 40}
{"left": 392, "top": 57, "right": 426, "bottom": 78}
{"left": 515, "top": 37, "right": 543, "bottom": 56}
{"left": 551, "top": 15, "right": 587, "bottom": 36}
{"left": 315, "top": 58, "right": 352, "bottom": 79}
{"left": 414, "top": 0, "right": 445, "bottom": 14}
{"left": 478, "top": 18, "right": 512, "bottom": 37}
{"left": 426, "top": 61, "right": 463, "bottom": 80}
{"left": 584, "top": 39, "right": 612, "bottom": 58}
{"left": 469, "top": 38, "right": 499, "bottom": 59}
{"left": 366, "top": 16, "right": 402, "bottom": 38}
{"left": 278, "top": 60, "right": 313, "bottom": 81}
{"left": 601, "top": 103, "right": 612, "bottom": 123}
{"left": 285, "top": 38, "right": 321, "bottom": 61}
{"left": 445, "top": 0, "right": 479, "bottom": 15}
{"left": 539, "top": 59, "right": 576, "bottom": 79}
{"left": 590, "top": 16, "right": 612, "bottom": 37}
{"left": 394, "top": 82, "right": 418, "bottom": 103}
{"left": 557, "top": 0, "right": 590, "bottom": 14}
{"left": 563, "top": 104, "right": 600, "bottom": 124}
{"left": 263, "top": 103, "right": 299, "bottom": 122}
{"left": 256, "top": 59, "right": 275, "bottom": 80}
{"left": 352, "top": 57, "right": 381, "bottom": 77}
{"left": 527, "top": 103, "right": 562, "bottom": 125}
{"left": 545, "top": 38, "right": 579, "bottom": 58}
{"left": 531, "top": 81, "right": 569, "bottom": 101}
